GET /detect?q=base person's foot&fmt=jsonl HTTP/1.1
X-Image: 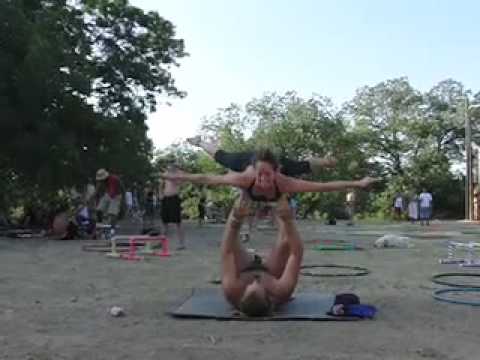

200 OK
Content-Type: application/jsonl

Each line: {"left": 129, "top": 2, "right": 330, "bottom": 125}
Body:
{"left": 176, "top": 245, "right": 186, "bottom": 251}
{"left": 309, "top": 156, "right": 337, "bottom": 170}
{"left": 186, "top": 135, "right": 202, "bottom": 147}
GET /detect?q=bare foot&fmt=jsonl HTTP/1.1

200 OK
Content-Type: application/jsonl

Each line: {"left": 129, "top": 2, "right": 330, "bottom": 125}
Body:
{"left": 309, "top": 155, "right": 337, "bottom": 169}
{"left": 186, "top": 135, "right": 202, "bottom": 147}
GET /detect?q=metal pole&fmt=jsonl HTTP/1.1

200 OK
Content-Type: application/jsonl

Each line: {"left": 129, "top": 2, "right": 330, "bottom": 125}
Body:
{"left": 468, "top": 104, "right": 480, "bottom": 220}
{"left": 465, "top": 98, "right": 472, "bottom": 220}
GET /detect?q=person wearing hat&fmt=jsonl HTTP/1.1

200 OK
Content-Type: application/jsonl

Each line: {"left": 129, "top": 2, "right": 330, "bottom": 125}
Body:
{"left": 95, "top": 168, "right": 123, "bottom": 226}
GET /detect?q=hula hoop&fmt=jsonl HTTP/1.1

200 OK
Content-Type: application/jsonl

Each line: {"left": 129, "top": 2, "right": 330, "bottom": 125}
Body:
{"left": 431, "top": 273, "right": 480, "bottom": 288}
{"left": 462, "top": 230, "right": 480, "bottom": 235}
{"left": 82, "top": 244, "right": 130, "bottom": 253}
{"left": 413, "top": 233, "right": 454, "bottom": 239}
{"left": 348, "top": 232, "right": 385, "bottom": 237}
{"left": 432, "top": 288, "right": 480, "bottom": 306}
{"left": 82, "top": 238, "right": 153, "bottom": 253}
{"left": 300, "top": 264, "right": 370, "bottom": 277}
{"left": 306, "top": 239, "right": 350, "bottom": 244}
{"left": 313, "top": 244, "right": 363, "bottom": 251}
{"left": 208, "top": 264, "right": 370, "bottom": 283}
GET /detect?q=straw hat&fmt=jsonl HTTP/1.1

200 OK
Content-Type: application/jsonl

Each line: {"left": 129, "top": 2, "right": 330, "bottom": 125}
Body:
{"left": 96, "top": 168, "right": 109, "bottom": 181}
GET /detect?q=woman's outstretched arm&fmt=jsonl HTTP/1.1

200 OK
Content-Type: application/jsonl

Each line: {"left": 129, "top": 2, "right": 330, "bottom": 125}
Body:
{"left": 160, "top": 170, "right": 248, "bottom": 188}
{"left": 279, "top": 175, "right": 380, "bottom": 194}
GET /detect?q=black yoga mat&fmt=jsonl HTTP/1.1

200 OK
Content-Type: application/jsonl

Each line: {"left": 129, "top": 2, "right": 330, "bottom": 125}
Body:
{"left": 168, "top": 288, "right": 359, "bottom": 321}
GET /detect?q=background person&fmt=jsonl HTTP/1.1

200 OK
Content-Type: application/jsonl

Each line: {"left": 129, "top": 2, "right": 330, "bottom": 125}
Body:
{"left": 94, "top": 168, "right": 123, "bottom": 227}
{"left": 407, "top": 193, "right": 419, "bottom": 224}
{"left": 142, "top": 181, "right": 156, "bottom": 233}
{"left": 198, "top": 193, "right": 206, "bottom": 226}
{"left": 161, "top": 163, "right": 186, "bottom": 250}
{"left": 418, "top": 188, "right": 433, "bottom": 226}
{"left": 393, "top": 192, "right": 404, "bottom": 220}
{"left": 345, "top": 190, "right": 356, "bottom": 225}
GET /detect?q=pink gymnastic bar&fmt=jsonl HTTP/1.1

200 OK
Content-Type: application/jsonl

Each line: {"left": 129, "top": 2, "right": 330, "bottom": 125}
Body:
{"left": 107, "top": 235, "right": 171, "bottom": 260}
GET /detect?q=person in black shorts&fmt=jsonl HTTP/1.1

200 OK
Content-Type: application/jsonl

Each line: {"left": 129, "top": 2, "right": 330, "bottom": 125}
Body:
{"left": 197, "top": 193, "right": 206, "bottom": 226}
{"left": 161, "top": 195, "right": 182, "bottom": 223}
{"left": 161, "top": 163, "right": 186, "bottom": 250}
{"left": 186, "top": 136, "right": 336, "bottom": 177}
{"left": 142, "top": 182, "right": 156, "bottom": 233}
{"left": 161, "top": 148, "right": 379, "bottom": 204}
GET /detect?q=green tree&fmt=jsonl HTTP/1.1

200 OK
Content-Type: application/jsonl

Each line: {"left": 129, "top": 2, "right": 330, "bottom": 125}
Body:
{"left": 0, "top": 0, "right": 186, "bottom": 213}
{"left": 347, "top": 77, "right": 423, "bottom": 176}
{"left": 193, "top": 92, "right": 375, "bottom": 219}
{"left": 415, "top": 79, "right": 468, "bottom": 160}
{"left": 348, "top": 78, "right": 468, "bottom": 217}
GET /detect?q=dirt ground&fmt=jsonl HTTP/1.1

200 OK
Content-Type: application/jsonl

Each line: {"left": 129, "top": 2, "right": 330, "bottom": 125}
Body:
{"left": 1, "top": 219, "right": 480, "bottom": 360}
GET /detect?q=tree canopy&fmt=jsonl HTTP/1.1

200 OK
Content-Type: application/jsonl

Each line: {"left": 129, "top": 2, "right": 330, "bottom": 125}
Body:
{"left": 0, "top": 0, "right": 186, "bottom": 213}
{"left": 160, "top": 79, "right": 479, "bottom": 220}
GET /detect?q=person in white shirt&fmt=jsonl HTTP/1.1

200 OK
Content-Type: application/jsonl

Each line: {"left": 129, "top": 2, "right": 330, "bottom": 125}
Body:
{"left": 345, "top": 191, "right": 355, "bottom": 225}
{"left": 393, "top": 193, "right": 404, "bottom": 220}
{"left": 125, "top": 190, "right": 133, "bottom": 215}
{"left": 418, "top": 188, "right": 433, "bottom": 226}
{"left": 407, "top": 194, "right": 419, "bottom": 224}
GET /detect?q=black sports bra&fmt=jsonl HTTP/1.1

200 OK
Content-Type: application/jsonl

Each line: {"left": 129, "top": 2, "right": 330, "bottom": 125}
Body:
{"left": 246, "top": 180, "right": 282, "bottom": 202}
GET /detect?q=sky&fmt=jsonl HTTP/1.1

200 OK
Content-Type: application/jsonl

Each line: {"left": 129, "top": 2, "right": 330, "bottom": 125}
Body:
{"left": 130, "top": 0, "right": 480, "bottom": 150}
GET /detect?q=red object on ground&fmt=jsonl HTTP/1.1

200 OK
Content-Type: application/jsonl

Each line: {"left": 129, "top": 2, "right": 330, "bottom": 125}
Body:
{"left": 119, "top": 235, "right": 171, "bottom": 260}
{"left": 158, "top": 237, "right": 171, "bottom": 257}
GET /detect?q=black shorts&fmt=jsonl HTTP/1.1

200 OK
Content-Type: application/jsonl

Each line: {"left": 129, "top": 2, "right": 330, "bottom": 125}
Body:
{"left": 214, "top": 150, "right": 255, "bottom": 172}
{"left": 213, "top": 150, "right": 312, "bottom": 176}
{"left": 161, "top": 195, "right": 181, "bottom": 224}
{"left": 198, "top": 205, "right": 205, "bottom": 218}
{"left": 277, "top": 156, "right": 312, "bottom": 177}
